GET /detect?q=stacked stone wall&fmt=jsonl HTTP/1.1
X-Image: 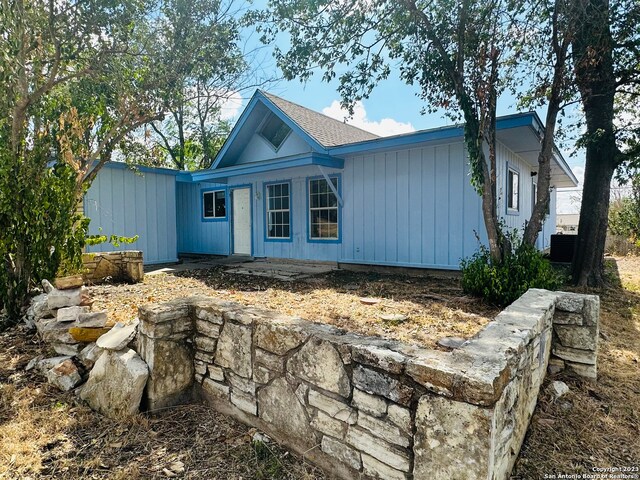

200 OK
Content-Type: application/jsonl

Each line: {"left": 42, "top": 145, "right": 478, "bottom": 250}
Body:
{"left": 137, "top": 289, "right": 600, "bottom": 480}
{"left": 82, "top": 251, "right": 144, "bottom": 284}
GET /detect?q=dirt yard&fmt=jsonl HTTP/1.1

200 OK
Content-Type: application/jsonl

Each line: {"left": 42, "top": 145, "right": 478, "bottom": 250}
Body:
{"left": 89, "top": 266, "right": 498, "bottom": 349}
{"left": 0, "top": 259, "right": 638, "bottom": 479}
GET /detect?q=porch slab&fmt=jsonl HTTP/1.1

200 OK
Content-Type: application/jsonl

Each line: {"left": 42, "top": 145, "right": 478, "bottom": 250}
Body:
{"left": 224, "top": 258, "right": 338, "bottom": 281}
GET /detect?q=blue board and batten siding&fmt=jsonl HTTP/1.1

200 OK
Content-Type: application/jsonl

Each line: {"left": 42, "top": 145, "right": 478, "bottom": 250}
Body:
{"left": 176, "top": 139, "right": 553, "bottom": 269}
{"left": 84, "top": 164, "right": 178, "bottom": 264}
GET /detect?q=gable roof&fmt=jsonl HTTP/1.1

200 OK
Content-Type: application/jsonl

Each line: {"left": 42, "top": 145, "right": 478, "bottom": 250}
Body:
{"left": 260, "top": 91, "right": 379, "bottom": 147}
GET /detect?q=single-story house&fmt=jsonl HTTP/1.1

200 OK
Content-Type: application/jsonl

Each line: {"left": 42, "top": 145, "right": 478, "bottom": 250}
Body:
{"left": 84, "top": 90, "right": 578, "bottom": 269}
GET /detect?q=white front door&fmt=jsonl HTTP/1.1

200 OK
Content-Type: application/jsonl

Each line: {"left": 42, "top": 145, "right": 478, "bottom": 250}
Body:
{"left": 232, "top": 188, "right": 251, "bottom": 255}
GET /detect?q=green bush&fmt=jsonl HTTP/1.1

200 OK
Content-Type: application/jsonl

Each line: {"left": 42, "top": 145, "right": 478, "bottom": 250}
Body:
{"left": 460, "top": 234, "right": 561, "bottom": 307}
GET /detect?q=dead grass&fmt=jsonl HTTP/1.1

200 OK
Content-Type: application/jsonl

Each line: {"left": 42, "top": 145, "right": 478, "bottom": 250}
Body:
{"left": 2, "top": 259, "right": 638, "bottom": 478}
{"left": 89, "top": 267, "right": 498, "bottom": 349}
{"left": 0, "top": 328, "right": 324, "bottom": 479}
{"left": 513, "top": 256, "right": 640, "bottom": 478}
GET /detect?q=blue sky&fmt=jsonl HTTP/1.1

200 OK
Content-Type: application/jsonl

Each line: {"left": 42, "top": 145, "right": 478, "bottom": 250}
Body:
{"left": 221, "top": 4, "right": 585, "bottom": 214}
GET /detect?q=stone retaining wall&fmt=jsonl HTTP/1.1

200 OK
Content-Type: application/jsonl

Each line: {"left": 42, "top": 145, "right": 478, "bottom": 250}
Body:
{"left": 82, "top": 251, "right": 144, "bottom": 284}
{"left": 137, "top": 289, "right": 599, "bottom": 480}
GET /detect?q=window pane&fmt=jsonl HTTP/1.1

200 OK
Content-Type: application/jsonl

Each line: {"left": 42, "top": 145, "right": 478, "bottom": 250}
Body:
{"left": 266, "top": 182, "right": 290, "bottom": 238}
{"left": 203, "top": 192, "right": 214, "bottom": 218}
{"left": 283, "top": 225, "right": 290, "bottom": 238}
{"left": 214, "top": 191, "right": 226, "bottom": 217}
{"left": 261, "top": 114, "right": 292, "bottom": 149}
{"left": 282, "top": 183, "right": 289, "bottom": 196}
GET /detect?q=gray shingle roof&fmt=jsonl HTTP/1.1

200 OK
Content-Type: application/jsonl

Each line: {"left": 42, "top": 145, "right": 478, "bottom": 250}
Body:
{"left": 261, "top": 91, "right": 379, "bottom": 147}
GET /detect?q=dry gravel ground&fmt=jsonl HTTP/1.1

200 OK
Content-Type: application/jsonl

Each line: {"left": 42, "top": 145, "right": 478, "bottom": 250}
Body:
{"left": 0, "top": 259, "right": 638, "bottom": 479}
{"left": 88, "top": 267, "right": 499, "bottom": 349}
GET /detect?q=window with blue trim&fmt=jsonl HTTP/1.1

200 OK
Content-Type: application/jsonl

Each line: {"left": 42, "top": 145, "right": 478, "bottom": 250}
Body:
{"left": 309, "top": 178, "right": 339, "bottom": 239}
{"left": 266, "top": 183, "right": 291, "bottom": 239}
{"left": 507, "top": 167, "right": 519, "bottom": 212}
{"left": 203, "top": 190, "right": 226, "bottom": 219}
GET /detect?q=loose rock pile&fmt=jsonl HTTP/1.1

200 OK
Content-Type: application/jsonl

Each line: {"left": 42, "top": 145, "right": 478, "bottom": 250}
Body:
{"left": 26, "top": 276, "right": 149, "bottom": 418}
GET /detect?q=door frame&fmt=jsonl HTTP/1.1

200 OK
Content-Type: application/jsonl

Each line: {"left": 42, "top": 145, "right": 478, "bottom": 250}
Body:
{"left": 228, "top": 183, "right": 253, "bottom": 256}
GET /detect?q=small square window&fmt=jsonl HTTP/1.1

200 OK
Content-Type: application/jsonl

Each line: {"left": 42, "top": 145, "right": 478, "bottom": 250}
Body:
{"left": 260, "top": 113, "right": 292, "bottom": 150}
{"left": 203, "top": 190, "right": 226, "bottom": 219}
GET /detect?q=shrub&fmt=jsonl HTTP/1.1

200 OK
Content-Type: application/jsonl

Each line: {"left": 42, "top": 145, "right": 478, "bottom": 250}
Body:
{"left": 461, "top": 234, "right": 561, "bottom": 307}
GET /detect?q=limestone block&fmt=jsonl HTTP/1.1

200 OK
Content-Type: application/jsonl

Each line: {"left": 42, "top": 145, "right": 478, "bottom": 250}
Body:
{"left": 41, "top": 279, "right": 54, "bottom": 293}
{"left": 287, "top": 339, "right": 350, "bottom": 397}
{"left": 54, "top": 275, "right": 84, "bottom": 290}
{"left": 582, "top": 296, "right": 600, "bottom": 326}
{"left": 414, "top": 395, "right": 491, "bottom": 480}
{"left": 357, "top": 411, "right": 411, "bottom": 447}
{"left": 548, "top": 357, "right": 565, "bottom": 374}
{"left": 231, "top": 390, "right": 257, "bottom": 415}
{"left": 257, "top": 377, "right": 315, "bottom": 450}
{"left": 321, "top": 436, "right": 361, "bottom": 470}
{"left": 78, "top": 343, "right": 104, "bottom": 369}
{"left": 48, "top": 286, "right": 90, "bottom": 309}
{"left": 345, "top": 427, "right": 410, "bottom": 472}
{"left": 555, "top": 293, "right": 585, "bottom": 313}
{"left": 208, "top": 365, "right": 225, "bottom": 382}
{"left": 552, "top": 345, "right": 596, "bottom": 364}
{"left": 195, "top": 351, "right": 214, "bottom": 363}
{"left": 362, "top": 454, "right": 409, "bottom": 480}
{"left": 194, "top": 305, "right": 224, "bottom": 324}
{"left": 36, "top": 317, "right": 77, "bottom": 345}
{"left": 46, "top": 358, "right": 83, "bottom": 391}
{"left": 308, "top": 389, "right": 357, "bottom": 424}
{"left": 553, "top": 311, "right": 583, "bottom": 325}
{"left": 351, "top": 344, "right": 406, "bottom": 374}
{"left": 137, "top": 332, "right": 194, "bottom": 411}
{"left": 352, "top": 365, "right": 414, "bottom": 406}
{"left": 56, "top": 306, "right": 90, "bottom": 323}
{"left": 566, "top": 361, "right": 597, "bottom": 379}
{"left": 255, "top": 321, "right": 308, "bottom": 355}
{"left": 195, "top": 319, "right": 221, "bottom": 338}
{"left": 68, "top": 327, "right": 112, "bottom": 343}
{"left": 80, "top": 349, "right": 149, "bottom": 417}
{"left": 140, "top": 303, "right": 191, "bottom": 325}
{"left": 255, "top": 348, "right": 285, "bottom": 373}
{"left": 215, "top": 322, "right": 252, "bottom": 378}
{"left": 77, "top": 310, "right": 108, "bottom": 328}
{"left": 194, "top": 361, "right": 207, "bottom": 376}
{"left": 203, "top": 378, "right": 229, "bottom": 399}
{"left": 228, "top": 372, "right": 256, "bottom": 394}
{"left": 554, "top": 325, "right": 597, "bottom": 350}
{"left": 96, "top": 320, "right": 138, "bottom": 351}
{"left": 352, "top": 388, "right": 387, "bottom": 417}
{"left": 26, "top": 293, "right": 50, "bottom": 322}
{"left": 195, "top": 335, "right": 217, "bottom": 353}
{"left": 387, "top": 404, "right": 412, "bottom": 434}
{"left": 253, "top": 365, "right": 275, "bottom": 385}
{"left": 52, "top": 343, "right": 83, "bottom": 356}
{"left": 311, "top": 411, "right": 348, "bottom": 439}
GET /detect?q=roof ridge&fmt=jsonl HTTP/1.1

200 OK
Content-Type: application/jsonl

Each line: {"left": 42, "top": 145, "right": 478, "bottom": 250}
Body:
{"left": 259, "top": 90, "right": 381, "bottom": 141}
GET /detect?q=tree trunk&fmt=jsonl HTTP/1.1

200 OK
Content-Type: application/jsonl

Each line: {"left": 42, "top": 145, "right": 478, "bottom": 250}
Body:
{"left": 572, "top": 148, "right": 616, "bottom": 285}
{"left": 570, "top": 0, "right": 619, "bottom": 286}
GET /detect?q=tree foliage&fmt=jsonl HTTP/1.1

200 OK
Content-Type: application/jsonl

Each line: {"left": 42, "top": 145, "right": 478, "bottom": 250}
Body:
{"left": 256, "top": 0, "right": 572, "bottom": 265}
{"left": 0, "top": 0, "right": 255, "bottom": 323}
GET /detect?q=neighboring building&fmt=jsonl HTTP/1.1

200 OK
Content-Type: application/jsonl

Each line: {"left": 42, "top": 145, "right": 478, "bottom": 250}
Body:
{"left": 556, "top": 213, "right": 580, "bottom": 233}
{"left": 85, "top": 90, "right": 578, "bottom": 268}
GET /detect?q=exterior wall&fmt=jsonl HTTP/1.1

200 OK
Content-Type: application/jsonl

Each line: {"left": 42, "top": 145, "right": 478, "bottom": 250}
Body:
{"left": 235, "top": 130, "right": 313, "bottom": 165}
{"left": 84, "top": 165, "right": 178, "bottom": 264}
{"left": 176, "top": 139, "right": 560, "bottom": 268}
{"left": 137, "top": 289, "right": 600, "bottom": 480}
{"left": 176, "top": 181, "right": 230, "bottom": 255}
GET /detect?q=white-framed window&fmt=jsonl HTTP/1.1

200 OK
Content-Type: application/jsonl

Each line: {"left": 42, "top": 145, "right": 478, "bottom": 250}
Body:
{"left": 260, "top": 113, "right": 292, "bottom": 150}
{"left": 507, "top": 167, "right": 519, "bottom": 212}
{"left": 266, "top": 182, "right": 291, "bottom": 239}
{"left": 309, "top": 177, "right": 339, "bottom": 240}
{"left": 203, "top": 190, "right": 226, "bottom": 219}
{"left": 532, "top": 180, "right": 537, "bottom": 207}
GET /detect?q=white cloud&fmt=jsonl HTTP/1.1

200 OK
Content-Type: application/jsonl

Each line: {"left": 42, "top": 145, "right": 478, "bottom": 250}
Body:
{"left": 322, "top": 100, "right": 415, "bottom": 137}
